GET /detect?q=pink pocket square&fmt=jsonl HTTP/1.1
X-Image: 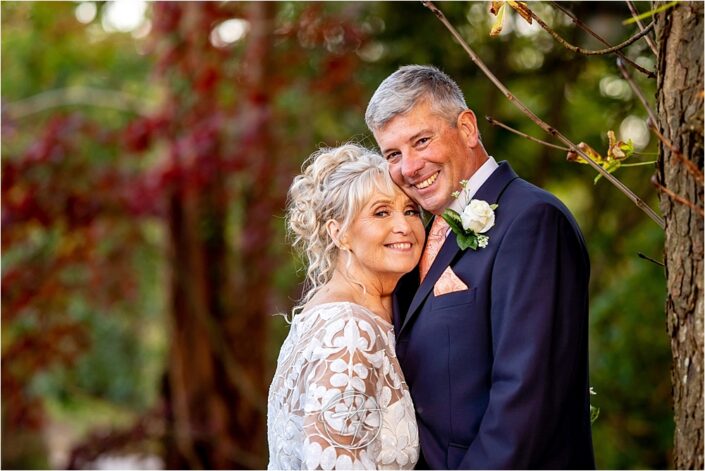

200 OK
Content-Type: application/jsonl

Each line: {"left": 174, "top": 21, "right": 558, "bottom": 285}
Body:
{"left": 433, "top": 267, "right": 469, "bottom": 296}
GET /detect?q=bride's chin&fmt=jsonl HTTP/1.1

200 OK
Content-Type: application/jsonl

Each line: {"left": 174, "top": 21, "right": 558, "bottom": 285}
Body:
{"left": 391, "top": 264, "right": 418, "bottom": 276}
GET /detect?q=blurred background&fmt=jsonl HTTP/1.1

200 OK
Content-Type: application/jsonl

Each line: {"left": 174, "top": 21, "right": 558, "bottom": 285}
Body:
{"left": 2, "top": 2, "right": 672, "bottom": 469}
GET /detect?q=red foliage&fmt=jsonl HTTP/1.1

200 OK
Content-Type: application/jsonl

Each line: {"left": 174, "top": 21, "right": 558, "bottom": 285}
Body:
{"left": 2, "top": 111, "right": 150, "bottom": 437}
{"left": 2, "top": 3, "right": 372, "bottom": 465}
{"left": 3, "top": 323, "right": 90, "bottom": 430}
{"left": 123, "top": 117, "right": 155, "bottom": 152}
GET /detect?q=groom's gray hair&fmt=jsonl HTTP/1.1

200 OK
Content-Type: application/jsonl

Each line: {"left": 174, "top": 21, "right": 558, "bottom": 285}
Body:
{"left": 365, "top": 65, "right": 468, "bottom": 131}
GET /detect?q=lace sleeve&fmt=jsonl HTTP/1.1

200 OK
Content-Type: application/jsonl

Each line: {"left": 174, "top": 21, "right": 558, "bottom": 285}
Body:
{"left": 298, "top": 308, "right": 395, "bottom": 470}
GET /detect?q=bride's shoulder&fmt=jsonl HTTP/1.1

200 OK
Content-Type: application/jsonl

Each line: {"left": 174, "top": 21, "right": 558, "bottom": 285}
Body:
{"left": 343, "top": 302, "right": 390, "bottom": 327}
{"left": 301, "top": 301, "right": 363, "bottom": 320}
{"left": 301, "top": 301, "right": 389, "bottom": 332}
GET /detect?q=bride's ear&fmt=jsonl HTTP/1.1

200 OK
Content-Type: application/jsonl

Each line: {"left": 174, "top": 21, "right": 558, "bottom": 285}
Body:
{"left": 326, "top": 219, "right": 349, "bottom": 251}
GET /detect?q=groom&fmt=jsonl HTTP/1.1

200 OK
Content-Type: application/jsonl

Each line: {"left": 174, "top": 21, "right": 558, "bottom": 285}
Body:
{"left": 365, "top": 65, "right": 595, "bottom": 469}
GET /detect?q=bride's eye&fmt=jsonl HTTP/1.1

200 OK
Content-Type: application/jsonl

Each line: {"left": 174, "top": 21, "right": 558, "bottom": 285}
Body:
{"left": 374, "top": 209, "right": 390, "bottom": 217}
{"left": 404, "top": 203, "right": 421, "bottom": 217}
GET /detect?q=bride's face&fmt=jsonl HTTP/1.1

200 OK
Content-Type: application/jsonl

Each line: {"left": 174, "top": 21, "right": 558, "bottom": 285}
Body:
{"left": 340, "top": 184, "right": 425, "bottom": 282}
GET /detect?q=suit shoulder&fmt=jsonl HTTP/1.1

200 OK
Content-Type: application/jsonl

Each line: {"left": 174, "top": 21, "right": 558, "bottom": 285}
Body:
{"left": 498, "top": 178, "right": 587, "bottom": 251}
{"left": 503, "top": 177, "right": 577, "bottom": 221}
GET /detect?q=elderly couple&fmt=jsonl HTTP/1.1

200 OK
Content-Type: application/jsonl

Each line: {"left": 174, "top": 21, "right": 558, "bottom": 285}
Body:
{"left": 267, "top": 65, "right": 595, "bottom": 470}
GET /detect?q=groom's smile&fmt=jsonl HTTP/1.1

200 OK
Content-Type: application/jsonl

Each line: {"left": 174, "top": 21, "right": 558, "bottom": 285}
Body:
{"left": 413, "top": 171, "right": 439, "bottom": 190}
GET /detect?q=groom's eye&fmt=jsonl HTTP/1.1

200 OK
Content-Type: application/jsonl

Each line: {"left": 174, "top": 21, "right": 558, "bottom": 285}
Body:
{"left": 386, "top": 151, "right": 401, "bottom": 162}
{"left": 415, "top": 137, "right": 430, "bottom": 147}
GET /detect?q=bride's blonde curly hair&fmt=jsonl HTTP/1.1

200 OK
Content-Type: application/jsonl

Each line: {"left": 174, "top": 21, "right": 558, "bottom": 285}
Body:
{"left": 287, "top": 143, "right": 395, "bottom": 312}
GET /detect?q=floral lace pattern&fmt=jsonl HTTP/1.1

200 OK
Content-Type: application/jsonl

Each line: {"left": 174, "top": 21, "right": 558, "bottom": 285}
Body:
{"left": 268, "top": 302, "right": 418, "bottom": 470}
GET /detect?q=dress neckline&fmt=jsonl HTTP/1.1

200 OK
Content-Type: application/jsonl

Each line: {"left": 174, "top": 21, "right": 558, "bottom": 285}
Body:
{"left": 298, "top": 301, "right": 393, "bottom": 327}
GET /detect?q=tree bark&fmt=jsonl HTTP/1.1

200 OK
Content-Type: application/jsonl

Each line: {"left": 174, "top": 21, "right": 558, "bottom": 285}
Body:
{"left": 655, "top": 2, "right": 704, "bottom": 468}
{"left": 160, "top": 3, "right": 274, "bottom": 468}
{"left": 221, "top": 2, "right": 278, "bottom": 468}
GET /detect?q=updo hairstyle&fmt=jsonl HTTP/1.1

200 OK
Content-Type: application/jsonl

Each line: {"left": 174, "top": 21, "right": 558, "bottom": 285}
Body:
{"left": 287, "top": 143, "right": 395, "bottom": 309}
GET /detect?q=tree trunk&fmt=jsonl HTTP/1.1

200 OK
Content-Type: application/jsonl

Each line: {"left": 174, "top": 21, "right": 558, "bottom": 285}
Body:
{"left": 160, "top": 3, "right": 274, "bottom": 468}
{"left": 655, "top": 2, "right": 704, "bottom": 468}
{"left": 222, "top": 2, "right": 278, "bottom": 468}
{"left": 165, "top": 179, "right": 246, "bottom": 469}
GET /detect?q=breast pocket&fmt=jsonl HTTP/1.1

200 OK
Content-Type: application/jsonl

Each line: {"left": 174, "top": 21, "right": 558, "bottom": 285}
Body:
{"left": 431, "top": 287, "right": 477, "bottom": 311}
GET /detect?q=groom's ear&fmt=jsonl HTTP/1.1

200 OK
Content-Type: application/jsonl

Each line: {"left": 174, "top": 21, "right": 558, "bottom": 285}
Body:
{"left": 457, "top": 109, "right": 479, "bottom": 148}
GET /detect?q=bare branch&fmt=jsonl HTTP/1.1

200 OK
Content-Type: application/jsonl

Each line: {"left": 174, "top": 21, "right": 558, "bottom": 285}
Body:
{"left": 620, "top": 161, "right": 657, "bottom": 167}
{"left": 3, "top": 87, "right": 151, "bottom": 119}
{"left": 616, "top": 57, "right": 659, "bottom": 125}
{"left": 487, "top": 116, "right": 655, "bottom": 164}
{"left": 528, "top": 7, "right": 655, "bottom": 56}
{"left": 623, "top": 1, "right": 679, "bottom": 26}
{"left": 485, "top": 116, "right": 570, "bottom": 151}
{"left": 626, "top": 0, "right": 659, "bottom": 56}
{"left": 651, "top": 175, "right": 705, "bottom": 217}
{"left": 637, "top": 252, "right": 665, "bottom": 267}
{"left": 550, "top": 1, "right": 655, "bottom": 78}
{"left": 422, "top": 1, "right": 665, "bottom": 229}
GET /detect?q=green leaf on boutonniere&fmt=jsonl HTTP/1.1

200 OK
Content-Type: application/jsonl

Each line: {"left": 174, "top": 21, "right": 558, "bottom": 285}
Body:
{"left": 443, "top": 207, "right": 483, "bottom": 251}
{"left": 441, "top": 209, "right": 464, "bottom": 235}
{"left": 457, "top": 233, "right": 478, "bottom": 251}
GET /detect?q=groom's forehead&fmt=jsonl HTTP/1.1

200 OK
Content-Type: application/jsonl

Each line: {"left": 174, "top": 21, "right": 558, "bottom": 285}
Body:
{"left": 375, "top": 119, "right": 438, "bottom": 151}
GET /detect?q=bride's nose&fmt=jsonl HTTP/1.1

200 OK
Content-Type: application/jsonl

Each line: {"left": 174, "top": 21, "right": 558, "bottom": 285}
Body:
{"left": 391, "top": 211, "right": 411, "bottom": 234}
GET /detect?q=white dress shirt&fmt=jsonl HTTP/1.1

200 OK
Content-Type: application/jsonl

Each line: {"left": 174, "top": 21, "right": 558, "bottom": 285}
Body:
{"left": 447, "top": 156, "right": 499, "bottom": 215}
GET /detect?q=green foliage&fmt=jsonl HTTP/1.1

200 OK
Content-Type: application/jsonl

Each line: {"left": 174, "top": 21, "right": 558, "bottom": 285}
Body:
{"left": 2, "top": 3, "right": 166, "bottom": 467}
{"left": 2, "top": 2, "right": 673, "bottom": 469}
{"left": 567, "top": 130, "right": 640, "bottom": 183}
{"left": 589, "top": 221, "right": 671, "bottom": 469}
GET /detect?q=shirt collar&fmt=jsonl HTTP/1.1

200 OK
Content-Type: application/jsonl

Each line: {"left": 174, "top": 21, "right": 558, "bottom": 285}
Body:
{"left": 448, "top": 156, "right": 499, "bottom": 214}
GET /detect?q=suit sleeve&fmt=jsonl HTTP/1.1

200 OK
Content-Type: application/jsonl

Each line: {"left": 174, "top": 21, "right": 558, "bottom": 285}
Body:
{"left": 459, "top": 202, "right": 591, "bottom": 469}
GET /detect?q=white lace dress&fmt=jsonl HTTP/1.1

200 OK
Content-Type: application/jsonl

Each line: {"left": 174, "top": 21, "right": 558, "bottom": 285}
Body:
{"left": 267, "top": 302, "right": 419, "bottom": 470}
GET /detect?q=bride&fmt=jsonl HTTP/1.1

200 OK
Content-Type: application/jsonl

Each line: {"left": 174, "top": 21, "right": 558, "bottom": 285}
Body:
{"left": 268, "top": 143, "right": 424, "bottom": 469}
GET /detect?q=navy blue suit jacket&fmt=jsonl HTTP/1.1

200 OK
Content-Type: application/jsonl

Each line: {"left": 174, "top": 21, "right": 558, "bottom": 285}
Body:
{"left": 393, "top": 162, "right": 595, "bottom": 469}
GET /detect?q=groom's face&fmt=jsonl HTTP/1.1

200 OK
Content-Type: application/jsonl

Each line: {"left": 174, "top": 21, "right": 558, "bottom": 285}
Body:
{"left": 373, "top": 100, "right": 477, "bottom": 215}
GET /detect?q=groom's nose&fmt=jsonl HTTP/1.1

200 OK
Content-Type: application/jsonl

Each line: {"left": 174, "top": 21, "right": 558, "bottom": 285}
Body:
{"left": 401, "top": 151, "right": 424, "bottom": 180}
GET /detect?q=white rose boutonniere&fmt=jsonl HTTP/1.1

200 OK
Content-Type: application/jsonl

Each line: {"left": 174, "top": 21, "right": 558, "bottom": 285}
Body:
{"left": 442, "top": 182, "right": 498, "bottom": 251}
{"left": 461, "top": 199, "right": 496, "bottom": 234}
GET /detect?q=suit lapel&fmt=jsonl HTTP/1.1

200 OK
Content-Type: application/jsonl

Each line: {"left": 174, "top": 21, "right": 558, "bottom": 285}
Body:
{"left": 393, "top": 215, "right": 433, "bottom": 334}
{"left": 471, "top": 161, "right": 518, "bottom": 204}
{"left": 398, "top": 161, "right": 519, "bottom": 336}
{"left": 399, "top": 231, "right": 461, "bottom": 334}
{"left": 393, "top": 268, "right": 418, "bottom": 333}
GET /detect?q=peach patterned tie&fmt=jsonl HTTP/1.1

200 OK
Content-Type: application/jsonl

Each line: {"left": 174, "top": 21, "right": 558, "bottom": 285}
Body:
{"left": 419, "top": 216, "right": 450, "bottom": 283}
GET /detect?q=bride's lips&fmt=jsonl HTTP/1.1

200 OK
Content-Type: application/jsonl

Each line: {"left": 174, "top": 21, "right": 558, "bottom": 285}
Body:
{"left": 384, "top": 242, "right": 414, "bottom": 251}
